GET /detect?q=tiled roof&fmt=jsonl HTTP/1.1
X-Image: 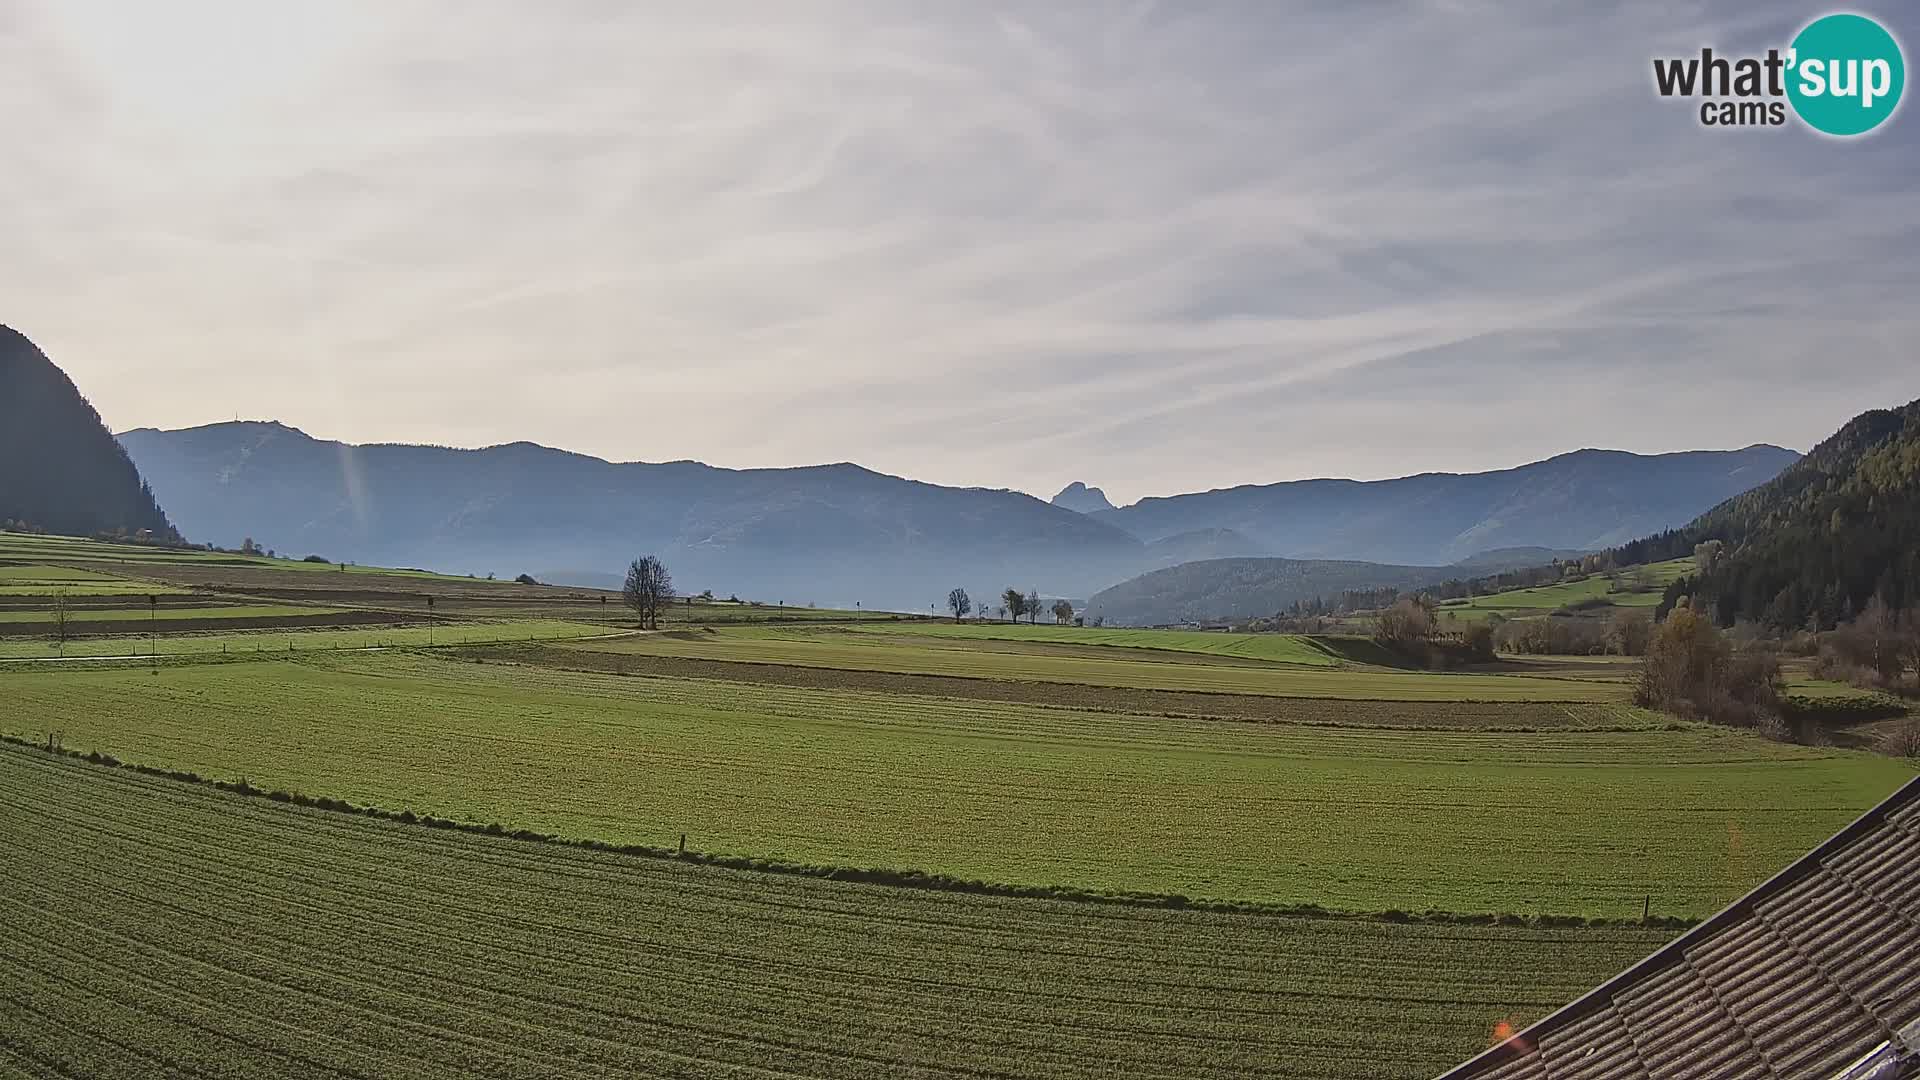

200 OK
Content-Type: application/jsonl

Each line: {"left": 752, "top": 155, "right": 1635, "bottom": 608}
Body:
{"left": 1436, "top": 776, "right": 1920, "bottom": 1080}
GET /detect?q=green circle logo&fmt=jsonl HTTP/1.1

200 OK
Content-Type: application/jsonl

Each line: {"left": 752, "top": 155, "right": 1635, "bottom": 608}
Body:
{"left": 1787, "top": 13, "right": 1905, "bottom": 136}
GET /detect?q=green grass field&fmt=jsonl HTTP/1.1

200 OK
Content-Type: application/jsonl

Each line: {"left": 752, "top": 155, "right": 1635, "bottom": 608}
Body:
{"left": 0, "top": 619, "right": 614, "bottom": 659}
{"left": 0, "top": 744, "right": 1673, "bottom": 1080}
{"left": 849, "top": 621, "right": 1351, "bottom": 664}
{"left": 0, "top": 603, "right": 343, "bottom": 624}
{"left": 0, "top": 531, "right": 477, "bottom": 581}
{"left": 0, "top": 564, "right": 189, "bottom": 596}
{"left": 2, "top": 532, "right": 1910, "bottom": 1077}
{"left": 4, "top": 651, "right": 1907, "bottom": 918}
{"left": 567, "top": 626, "right": 1628, "bottom": 702}
{"left": 1436, "top": 558, "right": 1694, "bottom": 621}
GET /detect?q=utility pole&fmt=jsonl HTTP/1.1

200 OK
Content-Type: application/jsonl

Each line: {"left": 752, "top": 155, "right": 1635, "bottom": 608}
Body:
{"left": 426, "top": 595, "right": 435, "bottom": 646}
{"left": 147, "top": 594, "right": 157, "bottom": 657}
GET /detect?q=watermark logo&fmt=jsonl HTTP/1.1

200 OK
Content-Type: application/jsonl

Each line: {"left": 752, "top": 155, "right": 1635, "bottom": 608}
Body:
{"left": 1652, "top": 11, "right": 1905, "bottom": 135}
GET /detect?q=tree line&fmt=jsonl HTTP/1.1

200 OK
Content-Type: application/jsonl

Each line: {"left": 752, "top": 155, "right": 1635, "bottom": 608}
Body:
{"left": 946, "top": 587, "right": 1079, "bottom": 625}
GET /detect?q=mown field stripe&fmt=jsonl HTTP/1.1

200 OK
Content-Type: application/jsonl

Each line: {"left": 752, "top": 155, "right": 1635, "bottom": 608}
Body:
{"left": 4, "top": 648, "right": 1907, "bottom": 918}
{"left": 0, "top": 743, "right": 1673, "bottom": 1079}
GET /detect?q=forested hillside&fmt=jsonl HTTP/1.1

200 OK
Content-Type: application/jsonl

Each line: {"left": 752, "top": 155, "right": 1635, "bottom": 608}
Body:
{"left": 0, "top": 326, "right": 177, "bottom": 541}
{"left": 1626, "top": 398, "right": 1920, "bottom": 629}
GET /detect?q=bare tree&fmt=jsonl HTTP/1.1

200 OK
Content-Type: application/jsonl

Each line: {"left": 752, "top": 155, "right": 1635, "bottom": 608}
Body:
{"left": 50, "top": 589, "right": 70, "bottom": 655}
{"left": 623, "top": 556, "right": 674, "bottom": 630}
{"left": 1693, "top": 539, "right": 1725, "bottom": 574}
{"left": 946, "top": 587, "right": 971, "bottom": 622}
{"left": 1002, "top": 588, "right": 1025, "bottom": 624}
{"left": 1371, "top": 596, "right": 1434, "bottom": 647}
{"left": 1052, "top": 599, "right": 1073, "bottom": 625}
{"left": 1605, "top": 609, "right": 1654, "bottom": 656}
{"left": 1025, "top": 589, "right": 1041, "bottom": 625}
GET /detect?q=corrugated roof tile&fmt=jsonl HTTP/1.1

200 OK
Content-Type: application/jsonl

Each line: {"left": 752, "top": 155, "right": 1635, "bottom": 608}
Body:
{"left": 1688, "top": 919, "right": 1881, "bottom": 1077}
{"left": 1759, "top": 868, "right": 1920, "bottom": 1025}
{"left": 1434, "top": 778, "right": 1920, "bottom": 1080}
{"left": 1537, "top": 1005, "right": 1647, "bottom": 1080}
{"left": 1612, "top": 960, "right": 1763, "bottom": 1078}
{"left": 1825, "top": 818, "right": 1920, "bottom": 917}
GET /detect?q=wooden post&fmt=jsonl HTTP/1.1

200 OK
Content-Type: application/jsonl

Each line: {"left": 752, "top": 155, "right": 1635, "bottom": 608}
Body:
{"left": 1643, "top": 895, "right": 1651, "bottom": 921}
{"left": 678, "top": 833, "right": 686, "bottom": 855}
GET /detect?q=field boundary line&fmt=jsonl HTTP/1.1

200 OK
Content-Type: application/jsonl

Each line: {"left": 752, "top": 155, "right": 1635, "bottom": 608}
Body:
{"left": 534, "top": 643, "right": 1616, "bottom": 705}
{"left": 0, "top": 628, "right": 645, "bottom": 666}
{"left": 465, "top": 647, "right": 1675, "bottom": 734}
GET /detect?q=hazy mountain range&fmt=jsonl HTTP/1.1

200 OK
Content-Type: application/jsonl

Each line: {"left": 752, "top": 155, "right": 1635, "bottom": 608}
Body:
{"left": 1083, "top": 445, "right": 1799, "bottom": 565}
{"left": 0, "top": 325, "right": 1804, "bottom": 613}
{"left": 116, "top": 419, "right": 1797, "bottom": 611}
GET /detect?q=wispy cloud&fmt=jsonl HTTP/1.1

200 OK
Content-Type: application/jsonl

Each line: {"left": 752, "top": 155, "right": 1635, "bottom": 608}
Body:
{"left": 4, "top": 0, "right": 1915, "bottom": 502}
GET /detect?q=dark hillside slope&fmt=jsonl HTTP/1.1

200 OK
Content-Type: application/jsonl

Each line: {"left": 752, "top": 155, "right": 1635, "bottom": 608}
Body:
{"left": 1624, "top": 397, "right": 1920, "bottom": 628}
{"left": 0, "top": 326, "right": 176, "bottom": 541}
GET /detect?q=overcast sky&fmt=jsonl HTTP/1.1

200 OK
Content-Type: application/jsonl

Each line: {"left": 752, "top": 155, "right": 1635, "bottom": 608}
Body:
{"left": 5, "top": 1, "right": 1916, "bottom": 504}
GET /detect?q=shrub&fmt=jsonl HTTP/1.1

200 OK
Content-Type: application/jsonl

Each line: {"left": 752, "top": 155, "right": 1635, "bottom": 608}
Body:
{"left": 514, "top": 573, "right": 540, "bottom": 586}
{"left": 1461, "top": 622, "right": 1496, "bottom": 662}
{"left": 1754, "top": 712, "right": 1793, "bottom": 744}
{"left": 1555, "top": 596, "right": 1614, "bottom": 615}
{"left": 1635, "top": 603, "right": 1784, "bottom": 731}
{"left": 1880, "top": 719, "right": 1920, "bottom": 758}
{"left": 1496, "top": 617, "right": 1606, "bottom": 656}
{"left": 1818, "top": 599, "right": 1920, "bottom": 696}
{"left": 302, "top": 554, "right": 331, "bottom": 564}
{"left": 1604, "top": 610, "right": 1653, "bottom": 656}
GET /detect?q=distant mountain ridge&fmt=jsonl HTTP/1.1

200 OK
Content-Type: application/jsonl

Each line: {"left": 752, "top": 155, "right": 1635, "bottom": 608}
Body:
{"left": 118, "top": 421, "right": 1147, "bottom": 607}
{"left": 0, "top": 326, "right": 176, "bottom": 541}
{"left": 119, "top": 420, "right": 1800, "bottom": 610}
{"left": 1092, "top": 445, "right": 1799, "bottom": 565}
{"left": 1050, "top": 482, "right": 1115, "bottom": 514}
